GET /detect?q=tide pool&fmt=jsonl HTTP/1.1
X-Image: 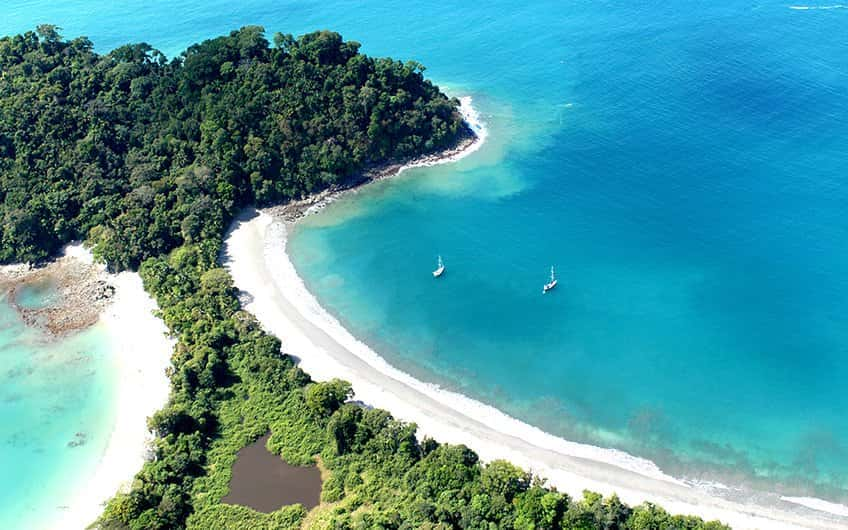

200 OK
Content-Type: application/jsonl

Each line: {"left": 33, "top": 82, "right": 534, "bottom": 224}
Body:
{"left": 3, "top": 0, "right": 848, "bottom": 517}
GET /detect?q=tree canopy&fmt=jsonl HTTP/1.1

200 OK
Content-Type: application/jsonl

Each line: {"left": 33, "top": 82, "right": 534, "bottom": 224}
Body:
{"left": 0, "top": 26, "right": 465, "bottom": 268}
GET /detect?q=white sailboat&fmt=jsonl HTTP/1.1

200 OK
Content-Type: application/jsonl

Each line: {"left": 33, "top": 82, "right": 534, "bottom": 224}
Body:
{"left": 433, "top": 255, "right": 445, "bottom": 278}
{"left": 542, "top": 266, "right": 557, "bottom": 293}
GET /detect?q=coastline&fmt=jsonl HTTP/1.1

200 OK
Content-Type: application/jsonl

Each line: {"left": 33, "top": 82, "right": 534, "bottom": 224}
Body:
{"left": 266, "top": 96, "right": 487, "bottom": 223}
{"left": 225, "top": 211, "right": 846, "bottom": 530}
{"left": 0, "top": 247, "right": 174, "bottom": 530}
{"left": 222, "top": 99, "right": 847, "bottom": 530}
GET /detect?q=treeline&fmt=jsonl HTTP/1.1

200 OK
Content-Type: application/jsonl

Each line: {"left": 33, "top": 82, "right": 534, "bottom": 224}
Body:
{"left": 99, "top": 240, "right": 730, "bottom": 530}
{"left": 0, "top": 25, "right": 465, "bottom": 268}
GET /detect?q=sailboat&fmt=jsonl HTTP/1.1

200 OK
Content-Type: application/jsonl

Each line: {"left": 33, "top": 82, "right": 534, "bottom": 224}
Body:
{"left": 432, "top": 255, "right": 445, "bottom": 278}
{"left": 542, "top": 266, "right": 557, "bottom": 293}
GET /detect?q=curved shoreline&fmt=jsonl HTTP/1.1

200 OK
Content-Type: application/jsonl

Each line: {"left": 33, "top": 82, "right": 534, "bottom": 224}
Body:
{"left": 225, "top": 211, "right": 847, "bottom": 530}
{"left": 267, "top": 96, "right": 486, "bottom": 223}
{"left": 221, "top": 98, "right": 847, "bottom": 530}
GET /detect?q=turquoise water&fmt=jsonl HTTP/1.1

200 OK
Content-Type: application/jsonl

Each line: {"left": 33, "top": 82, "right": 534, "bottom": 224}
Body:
{"left": 0, "top": 291, "right": 117, "bottom": 529}
{"left": 4, "top": 0, "right": 848, "bottom": 515}
{"left": 285, "top": 2, "right": 848, "bottom": 503}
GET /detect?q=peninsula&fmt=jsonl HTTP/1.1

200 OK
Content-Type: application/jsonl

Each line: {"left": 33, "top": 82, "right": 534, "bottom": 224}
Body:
{"left": 0, "top": 25, "right": 763, "bottom": 529}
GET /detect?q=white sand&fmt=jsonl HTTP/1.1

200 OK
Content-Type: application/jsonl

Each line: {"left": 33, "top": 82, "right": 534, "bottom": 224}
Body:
{"left": 221, "top": 99, "right": 848, "bottom": 530}
{"left": 54, "top": 247, "right": 174, "bottom": 530}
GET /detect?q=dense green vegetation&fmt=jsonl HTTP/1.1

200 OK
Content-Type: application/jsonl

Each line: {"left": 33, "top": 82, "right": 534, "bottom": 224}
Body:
{"left": 0, "top": 27, "right": 730, "bottom": 529}
{"left": 0, "top": 25, "right": 464, "bottom": 268}
{"left": 99, "top": 241, "right": 731, "bottom": 530}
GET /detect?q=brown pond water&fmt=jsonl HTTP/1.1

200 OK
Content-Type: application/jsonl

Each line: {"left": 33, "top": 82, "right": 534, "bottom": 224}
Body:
{"left": 222, "top": 433, "right": 322, "bottom": 512}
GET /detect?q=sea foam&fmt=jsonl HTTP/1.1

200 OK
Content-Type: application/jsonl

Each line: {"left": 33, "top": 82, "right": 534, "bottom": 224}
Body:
{"left": 789, "top": 4, "right": 847, "bottom": 9}
{"left": 781, "top": 497, "right": 848, "bottom": 518}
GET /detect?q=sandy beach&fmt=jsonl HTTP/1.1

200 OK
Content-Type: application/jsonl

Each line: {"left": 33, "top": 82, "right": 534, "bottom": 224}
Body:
{"left": 32, "top": 247, "right": 174, "bottom": 530}
{"left": 222, "top": 100, "right": 848, "bottom": 530}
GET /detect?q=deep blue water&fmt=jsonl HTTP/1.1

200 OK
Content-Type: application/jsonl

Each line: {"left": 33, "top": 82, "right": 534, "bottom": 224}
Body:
{"left": 4, "top": 0, "right": 848, "bottom": 516}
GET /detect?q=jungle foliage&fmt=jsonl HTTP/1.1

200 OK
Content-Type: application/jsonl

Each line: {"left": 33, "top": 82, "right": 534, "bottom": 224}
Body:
{"left": 0, "top": 25, "right": 464, "bottom": 268}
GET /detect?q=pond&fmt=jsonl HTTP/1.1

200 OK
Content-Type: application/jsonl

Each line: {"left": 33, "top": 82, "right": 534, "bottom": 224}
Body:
{"left": 222, "top": 433, "right": 322, "bottom": 512}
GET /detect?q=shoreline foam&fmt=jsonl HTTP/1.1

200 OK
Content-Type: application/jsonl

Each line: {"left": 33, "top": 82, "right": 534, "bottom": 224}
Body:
{"left": 221, "top": 97, "right": 848, "bottom": 530}
{"left": 35, "top": 247, "right": 174, "bottom": 530}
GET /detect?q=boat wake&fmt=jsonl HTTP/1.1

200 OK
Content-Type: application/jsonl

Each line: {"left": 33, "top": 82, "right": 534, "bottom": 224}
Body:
{"left": 788, "top": 4, "right": 847, "bottom": 9}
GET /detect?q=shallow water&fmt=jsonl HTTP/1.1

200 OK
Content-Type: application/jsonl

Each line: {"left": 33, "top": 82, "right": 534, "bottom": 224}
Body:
{"left": 3, "top": 0, "right": 848, "bottom": 518}
{"left": 13, "top": 279, "right": 60, "bottom": 310}
{"left": 0, "top": 297, "right": 117, "bottom": 529}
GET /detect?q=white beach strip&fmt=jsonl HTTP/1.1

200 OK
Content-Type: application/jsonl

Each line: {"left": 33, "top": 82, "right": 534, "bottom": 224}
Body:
{"left": 224, "top": 211, "right": 847, "bottom": 530}
{"left": 57, "top": 248, "right": 174, "bottom": 530}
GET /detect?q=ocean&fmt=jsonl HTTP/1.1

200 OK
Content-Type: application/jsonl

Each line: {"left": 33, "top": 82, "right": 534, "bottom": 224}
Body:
{"left": 3, "top": 0, "right": 848, "bottom": 523}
